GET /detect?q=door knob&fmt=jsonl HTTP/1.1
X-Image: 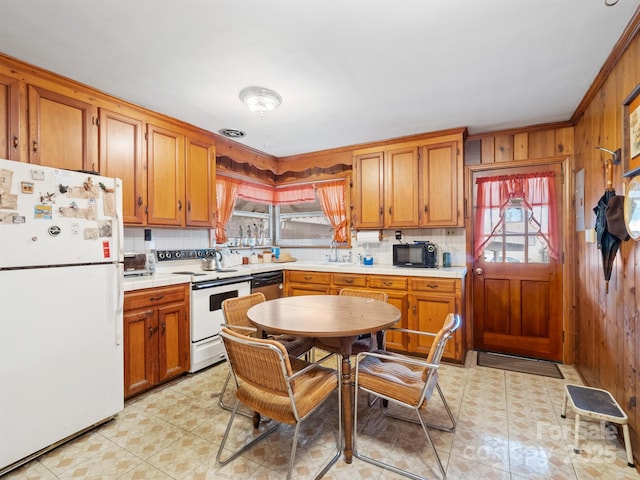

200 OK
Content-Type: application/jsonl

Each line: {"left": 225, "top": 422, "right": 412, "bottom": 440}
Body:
{"left": 475, "top": 268, "right": 483, "bottom": 275}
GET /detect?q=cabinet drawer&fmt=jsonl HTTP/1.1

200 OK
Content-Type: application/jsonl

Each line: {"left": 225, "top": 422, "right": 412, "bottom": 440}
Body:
{"left": 125, "top": 285, "right": 187, "bottom": 310}
{"left": 367, "top": 275, "right": 408, "bottom": 291}
{"left": 332, "top": 273, "right": 367, "bottom": 288}
{"left": 287, "top": 271, "right": 332, "bottom": 284}
{"left": 410, "top": 277, "right": 457, "bottom": 294}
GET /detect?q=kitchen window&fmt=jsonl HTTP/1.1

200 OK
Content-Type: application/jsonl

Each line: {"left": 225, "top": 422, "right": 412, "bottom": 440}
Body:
{"left": 219, "top": 176, "right": 348, "bottom": 248}
{"left": 226, "top": 199, "right": 272, "bottom": 247}
{"left": 276, "top": 200, "right": 334, "bottom": 246}
{"left": 227, "top": 197, "right": 333, "bottom": 247}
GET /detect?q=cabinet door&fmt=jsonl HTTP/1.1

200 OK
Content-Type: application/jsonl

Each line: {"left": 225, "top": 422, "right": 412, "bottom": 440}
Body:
{"left": 156, "top": 302, "right": 190, "bottom": 383}
{"left": 147, "top": 123, "right": 185, "bottom": 226}
{"left": 124, "top": 308, "right": 157, "bottom": 399}
{"left": 375, "top": 290, "right": 409, "bottom": 351}
{"left": 409, "top": 293, "right": 457, "bottom": 359}
{"left": 419, "top": 141, "right": 461, "bottom": 226}
{"left": 28, "top": 85, "right": 97, "bottom": 171}
{"left": 353, "top": 151, "right": 384, "bottom": 228}
{"left": 185, "top": 135, "right": 215, "bottom": 227}
{"left": 0, "top": 74, "right": 20, "bottom": 161}
{"left": 384, "top": 146, "right": 419, "bottom": 227}
{"left": 286, "top": 282, "right": 332, "bottom": 296}
{"left": 99, "top": 108, "right": 146, "bottom": 224}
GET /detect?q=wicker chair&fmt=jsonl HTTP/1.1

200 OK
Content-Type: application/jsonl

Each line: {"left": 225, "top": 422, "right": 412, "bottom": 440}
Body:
{"left": 218, "top": 293, "right": 314, "bottom": 415}
{"left": 216, "top": 327, "right": 341, "bottom": 480}
{"left": 339, "top": 288, "right": 388, "bottom": 352}
{"left": 353, "top": 313, "right": 461, "bottom": 480}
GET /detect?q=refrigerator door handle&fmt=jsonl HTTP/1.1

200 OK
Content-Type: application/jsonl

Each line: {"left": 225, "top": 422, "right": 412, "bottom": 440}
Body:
{"left": 115, "top": 263, "right": 124, "bottom": 345}
{"left": 114, "top": 178, "right": 124, "bottom": 262}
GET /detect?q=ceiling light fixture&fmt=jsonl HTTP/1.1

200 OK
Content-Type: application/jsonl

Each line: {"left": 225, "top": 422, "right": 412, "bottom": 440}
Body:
{"left": 239, "top": 86, "right": 282, "bottom": 116}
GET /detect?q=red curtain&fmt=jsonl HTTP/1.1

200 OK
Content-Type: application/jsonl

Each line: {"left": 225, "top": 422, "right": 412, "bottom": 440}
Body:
{"left": 235, "top": 181, "right": 316, "bottom": 205}
{"left": 315, "top": 181, "right": 348, "bottom": 243}
{"left": 473, "top": 172, "right": 559, "bottom": 261}
{"left": 215, "top": 177, "right": 239, "bottom": 243}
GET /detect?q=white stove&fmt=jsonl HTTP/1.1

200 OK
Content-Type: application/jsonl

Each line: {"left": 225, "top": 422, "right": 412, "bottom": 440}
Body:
{"left": 155, "top": 249, "right": 252, "bottom": 372}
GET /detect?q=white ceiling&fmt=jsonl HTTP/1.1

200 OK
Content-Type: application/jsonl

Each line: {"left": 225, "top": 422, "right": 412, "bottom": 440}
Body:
{"left": 0, "top": 0, "right": 638, "bottom": 158}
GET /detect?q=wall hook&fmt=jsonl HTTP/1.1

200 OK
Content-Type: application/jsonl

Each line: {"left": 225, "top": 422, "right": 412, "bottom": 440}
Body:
{"left": 595, "top": 146, "right": 621, "bottom": 165}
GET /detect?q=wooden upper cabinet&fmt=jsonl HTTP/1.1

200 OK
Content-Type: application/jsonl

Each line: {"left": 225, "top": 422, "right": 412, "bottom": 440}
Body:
{"left": 384, "top": 146, "right": 419, "bottom": 227}
{"left": 185, "top": 135, "right": 215, "bottom": 227}
{"left": 352, "top": 146, "right": 419, "bottom": 229}
{"left": 419, "top": 141, "right": 462, "bottom": 227}
{"left": 353, "top": 151, "right": 384, "bottom": 228}
{"left": 146, "top": 123, "right": 185, "bottom": 226}
{"left": 0, "top": 74, "right": 20, "bottom": 161}
{"left": 99, "top": 108, "right": 146, "bottom": 225}
{"left": 28, "top": 85, "right": 97, "bottom": 171}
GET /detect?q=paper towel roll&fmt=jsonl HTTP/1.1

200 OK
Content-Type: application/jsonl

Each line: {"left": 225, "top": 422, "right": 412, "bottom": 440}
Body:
{"left": 356, "top": 230, "right": 382, "bottom": 244}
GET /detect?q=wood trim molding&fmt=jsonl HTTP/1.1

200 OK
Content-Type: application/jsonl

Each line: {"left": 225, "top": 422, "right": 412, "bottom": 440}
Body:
{"left": 214, "top": 135, "right": 278, "bottom": 173}
{"left": 466, "top": 121, "right": 574, "bottom": 141}
{"left": 571, "top": 6, "right": 640, "bottom": 124}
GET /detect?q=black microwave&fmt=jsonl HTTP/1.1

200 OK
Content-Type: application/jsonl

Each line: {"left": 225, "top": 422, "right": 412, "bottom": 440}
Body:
{"left": 393, "top": 242, "right": 438, "bottom": 268}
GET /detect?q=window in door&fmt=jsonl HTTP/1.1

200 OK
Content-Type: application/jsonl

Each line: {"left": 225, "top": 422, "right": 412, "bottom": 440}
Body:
{"left": 474, "top": 171, "right": 560, "bottom": 264}
{"left": 481, "top": 199, "right": 551, "bottom": 264}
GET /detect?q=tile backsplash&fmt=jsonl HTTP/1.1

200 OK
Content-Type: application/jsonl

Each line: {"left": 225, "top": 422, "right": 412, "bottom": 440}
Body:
{"left": 124, "top": 227, "right": 466, "bottom": 267}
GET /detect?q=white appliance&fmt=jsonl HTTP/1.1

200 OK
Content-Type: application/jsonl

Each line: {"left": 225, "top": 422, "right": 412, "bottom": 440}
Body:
{"left": 0, "top": 159, "right": 124, "bottom": 475}
{"left": 190, "top": 276, "right": 252, "bottom": 372}
{"left": 154, "top": 249, "right": 252, "bottom": 373}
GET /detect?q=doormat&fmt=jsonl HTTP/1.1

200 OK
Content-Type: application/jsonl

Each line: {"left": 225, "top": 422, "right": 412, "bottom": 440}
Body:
{"left": 477, "top": 351, "right": 564, "bottom": 379}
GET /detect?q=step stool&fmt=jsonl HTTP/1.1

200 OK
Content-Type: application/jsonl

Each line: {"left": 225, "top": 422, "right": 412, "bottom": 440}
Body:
{"left": 561, "top": 383, "right": 635, "bottom": 467}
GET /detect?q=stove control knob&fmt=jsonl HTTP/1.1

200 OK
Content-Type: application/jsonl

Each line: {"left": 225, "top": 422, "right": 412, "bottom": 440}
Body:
{"left": 175, "top": 251, "right": 182, "bottom": 258}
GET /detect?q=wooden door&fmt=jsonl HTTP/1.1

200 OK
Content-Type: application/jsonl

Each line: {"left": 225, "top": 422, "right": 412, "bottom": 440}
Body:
{"left": 28, "top": 85, "right": 97, "bottom": 171}
{"left": 353, "top": 151, "right": 384, "bottom": 228}
{"left": 384, "top": 146, "right": 419, "bottom": 227}
{"left": 124, "top": 308, "right": 157, "bottom": 399}
{"left": 419, "top": 141, "right": 461, "bottom": 226}
{"left": 146, "top": 123, "right": 185, "bottom": 226}
{"left": 99, "top": 108, "right": 146, "bottom": 224}
{"left": 410, "top": 293, "right": 457, "bottom": 359}
{"left": 472, "top": 164, "right": 563, "bottom": 361}
{"left": 156, "top": 302, "right": 189, "bottom": 383}
{"left": 185, "top": 135, "right": 215, "bottom": 227}
{"left": 0, "top": 74, "right": 20, "bottom": 161}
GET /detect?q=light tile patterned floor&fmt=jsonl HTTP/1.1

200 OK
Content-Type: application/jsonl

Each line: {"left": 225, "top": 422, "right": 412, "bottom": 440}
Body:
{"left": 5, "top": 351, "right": 640, "bottom": 480}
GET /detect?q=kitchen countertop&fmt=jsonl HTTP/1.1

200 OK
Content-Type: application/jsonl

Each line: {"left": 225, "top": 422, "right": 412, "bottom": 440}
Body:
{"left": 123, "top": 261, "right": 466, "bottom": 292}
{"left": 123, "top": 272, "right": 192, "bottom": 292}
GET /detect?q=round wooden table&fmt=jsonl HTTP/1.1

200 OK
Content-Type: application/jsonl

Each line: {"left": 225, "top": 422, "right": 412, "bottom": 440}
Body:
{"left": 247, "top": 295, "right": 401, "bottom": 464}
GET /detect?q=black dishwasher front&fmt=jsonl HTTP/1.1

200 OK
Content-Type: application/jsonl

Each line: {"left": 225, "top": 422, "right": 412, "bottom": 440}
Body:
{"left": 251, "top": 270, "right": 284, "bottom": 300}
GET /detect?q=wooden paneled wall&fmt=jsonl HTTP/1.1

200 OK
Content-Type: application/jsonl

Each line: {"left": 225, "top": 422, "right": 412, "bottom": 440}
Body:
{"left": 572, "top": 30, "right": 640, "bottom": 459}
{"left": 465, "top": 124, "right": 574, "bottom": 164}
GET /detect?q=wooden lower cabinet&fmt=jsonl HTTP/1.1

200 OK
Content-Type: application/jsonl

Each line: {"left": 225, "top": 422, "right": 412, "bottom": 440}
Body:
{"left": 284, "top": 270, "right": 464, "bottom": 361}
{"left": 410, "top": 292, "right": 458, "bottom": 359}
{"left": 124, "top": 284, "right": 190, "bottom": 399}
{"left": 285, "top": 271, "right": 331, "bottom": 296}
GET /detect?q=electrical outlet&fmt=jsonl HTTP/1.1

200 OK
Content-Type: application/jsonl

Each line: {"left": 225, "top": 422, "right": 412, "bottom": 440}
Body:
{"left": 445, "top": 228, "right": 456, "bottom": 236}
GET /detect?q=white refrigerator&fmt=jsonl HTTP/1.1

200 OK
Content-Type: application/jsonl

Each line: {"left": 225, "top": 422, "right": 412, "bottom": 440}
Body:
{"left": 0, "top": 159, "right": 124, "bottom": 474}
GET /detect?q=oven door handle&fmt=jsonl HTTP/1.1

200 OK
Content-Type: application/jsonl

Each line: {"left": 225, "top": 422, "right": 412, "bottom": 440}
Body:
{"left": 191, "top": 275, "right": 253, "bottom": 290}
